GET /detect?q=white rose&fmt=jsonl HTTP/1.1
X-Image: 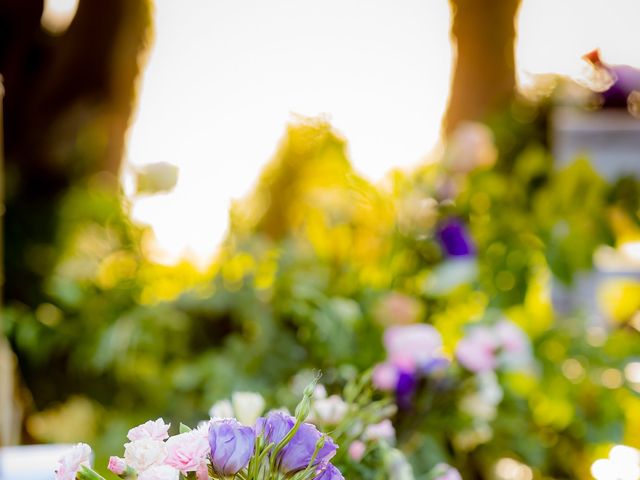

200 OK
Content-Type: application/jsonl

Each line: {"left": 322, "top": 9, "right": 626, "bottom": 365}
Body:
{"left": 209, "top": 399, "right": 234, "bottom": 420}
{"left": 124, "top": 439, "right": 167, "bottom": 472}
{"left": 231, "top": 392, "right": 265, "bottom": 425}
{"left": 137, "top": 465, "right": 179, "bottom": 480}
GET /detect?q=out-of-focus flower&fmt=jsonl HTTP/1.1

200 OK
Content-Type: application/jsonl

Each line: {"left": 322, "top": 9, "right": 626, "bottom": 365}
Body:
{"left": 348, "top": 441, "right": 366, "bottom": 462}
{"left": 436, "top": 219, "right": 475, "bottom": 258}
{"left": 231, "top": 392, "right": 265, "bottom": 426}
{"left": 137, "top": 465, "right": 179, "bottom": 480}
{"left": 374, "top": 292, "right": 424, "bottom": 326}
{"left": 209, "top": 399, "right": 234, "bottom": 420}
{"left": 362, "top": 419, "right": 395, "bottom": 442}
{"left": 591, "top": 445, "right": 640, "bottom": 480}
{"left": 208, "top": 419, "right": 255, "bottom": 476}
{"left": 444, "top": 122, "right": 497, "bottom": 174}
{"left": 127, "top": 418, "right": 171, "bottom": 442}
{"left": 459, "top": 371, "right": 503, "bottom": 421}
{"left": 315, "top": 463, "right": 345, "bottom": 480}
{"left": 456, "top": 326, "right": 497, "bottom": 373}
{"left": 124, "top": 439, "right": 167, "bottom": 473}
{"left": 55, "top": 443, "right": 92, "bottom": 480}
{"left": 453, "top": 424, "right": 493, "bottom": 451}
{"left": 165, "top": 431, "right": 210, "bottom": 473}
{"left": 384, "top": 324, "right": 443, "bottom": 371}
{"left": 431, "top": 463, "right": 463, "bottom": 480}
{"left": 397, "top": 194, "right": 439, "bottom": 237}
{"left": 135, "top": 162, "right": 179, "bottom": 195}
{"left": 372, "top": 362, "right": 400, "bottom": 391}
{"left": 385, "top": 448, "right": 415, "bottom": 480}
{"left": 278, "top": 422, "right": 337, "bottom": 473}
{"left": 107, "top": 456, "right": 126, "bottom": 476}
{"left": 309, "top": 395, "right": 349, "bottom": 426}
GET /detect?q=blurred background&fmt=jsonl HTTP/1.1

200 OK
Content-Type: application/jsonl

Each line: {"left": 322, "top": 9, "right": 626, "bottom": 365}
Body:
{"left": 1, "top": 0, "right": 639, "bottom": 479}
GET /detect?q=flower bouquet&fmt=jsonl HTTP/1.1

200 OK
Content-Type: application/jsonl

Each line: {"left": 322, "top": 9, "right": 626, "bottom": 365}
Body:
{"left": 55, "top": 380, "right": 343, "bottom": 480}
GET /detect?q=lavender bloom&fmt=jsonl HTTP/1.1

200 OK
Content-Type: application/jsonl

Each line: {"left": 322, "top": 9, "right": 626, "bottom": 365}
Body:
{"left": 279, "top": 423, "right": 337, "bottom": 473}
{"left": 436, "top": 219, "right": 475, "bottom": 257}
{"left": 208, "top": 419, "right": 255, "bottom": 475}
{"left": 315, "top": 463, "right": 345, "bottom": 480}
{"left": 255, "top": 411, "right": 295, "bottom": 446}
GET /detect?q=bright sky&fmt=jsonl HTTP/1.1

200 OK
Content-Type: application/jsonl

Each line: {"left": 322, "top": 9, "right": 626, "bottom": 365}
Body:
{"left": 121, "top": 0, "right": 640, "bottom": 266}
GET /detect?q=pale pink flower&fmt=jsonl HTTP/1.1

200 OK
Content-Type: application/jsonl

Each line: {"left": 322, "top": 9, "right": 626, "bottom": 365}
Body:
{"left": 348, "top": 441, "right": 366, "bottom": 462}
{"left": 108, "top": 456, "right": 127, "bottom": 475}
{"left": 384, "top": 324, "right": 443, "bottom": 370}
{"left": 363, "top": 419, "right": 395, "bottom": 442}
{"left": 128, "top": 418, "right": 171, "bottom": 441}
{"left": 124, "top": 439, "right": 167, "bottom": 472}
{"left": 374, "top": 292, "right": 423, "bottom": 326}
{"left": 433, "top": 463, "right": 462, "bottom": 480}
{"left": 456, "top": 327, "right": 498, "bottom": 373}
{"left": 372, "top": 362, "right": 399, "bottom": 391}
{"left": 494, "top": 320, "right": 528, "bottom": 354}
{"left": 165, "top": 431, "right": 210, "bottom": 473}
{"left": 309, "top": 395, "right": 349, "bottom": 425}
{"left": 137, "top": 465, "right": 179, "bottom": 480}
{"left": 55, "top": 443, "right": 92, "bottom": 480}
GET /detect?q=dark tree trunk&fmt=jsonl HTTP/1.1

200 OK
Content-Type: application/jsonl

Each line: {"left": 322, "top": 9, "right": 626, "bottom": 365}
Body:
{"left": 0, "top": 0, "right": 151, "bottom": 306}
{"left": 444, "top": 0, "right": 521, "bottom": 134}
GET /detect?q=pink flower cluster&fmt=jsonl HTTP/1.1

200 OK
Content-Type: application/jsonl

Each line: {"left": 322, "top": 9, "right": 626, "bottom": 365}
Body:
{"left": 105, "top": 418, "right": 210, "bottom": 480}
{"left": 455, "top": 320, "right": 531, "bottom": 373}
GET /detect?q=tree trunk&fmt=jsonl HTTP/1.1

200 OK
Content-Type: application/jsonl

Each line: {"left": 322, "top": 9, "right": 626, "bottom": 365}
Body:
{"left": 444, "top": 0, "right": 521, "bottom": 134}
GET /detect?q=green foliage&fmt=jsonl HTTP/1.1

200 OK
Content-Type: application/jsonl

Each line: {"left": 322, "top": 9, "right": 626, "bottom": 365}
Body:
{"left": 4, "top": 118, "right": 640, "bottom": 480}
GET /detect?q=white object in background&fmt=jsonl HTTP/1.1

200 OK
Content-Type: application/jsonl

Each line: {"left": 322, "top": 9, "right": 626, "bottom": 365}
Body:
{"left": 0, "top": 444, "right": 77, "bottom": 480}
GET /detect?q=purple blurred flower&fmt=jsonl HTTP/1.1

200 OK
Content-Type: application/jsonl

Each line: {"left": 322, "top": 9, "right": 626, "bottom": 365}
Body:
{"left": 437, "top": 219, "right": 475, "bottom": 257}
{"left": 395, "top": 370, "right": 417, "bottom": 409}
{"left": 315, "top": 463, "right": 345, "bottom": 480}
{"left": 279, "top": 423, "right": 337, "bottom": 473}
{"left": 208, "top": 419, "right": 255, "bottom": 475}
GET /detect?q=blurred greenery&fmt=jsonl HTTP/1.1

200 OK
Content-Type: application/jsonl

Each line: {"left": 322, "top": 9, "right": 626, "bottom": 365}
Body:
{"left": 2, "top": 115, "right": 640, "bottom": 479}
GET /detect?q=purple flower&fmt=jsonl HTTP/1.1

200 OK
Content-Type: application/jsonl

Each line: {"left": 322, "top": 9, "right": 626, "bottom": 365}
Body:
{"left": 279, "top": 423, "right": 337, "bottom": 473}
{"left": 208, "top": 419, "right": 255, "bottom": 475}
{"left": 395, "top": 370, "right": 417, "bottom": 409}
{"left": 436, "top": 219, "right": 475, "bottom": 257}
{"left": 255, "top": 411, "right": 295, "bottom": 446}
{"left": 315, "top": 463, "right": 345, "bottom": 480}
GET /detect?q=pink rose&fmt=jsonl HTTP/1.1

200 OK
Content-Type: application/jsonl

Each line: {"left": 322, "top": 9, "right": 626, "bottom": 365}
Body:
{"left": 165, "top": 431, "right": 210, "bottom": 473}
{"left": 55, "top": 443, "right": 92, "bottom": 480}
{"left": 108, "top": 456, "right": 127, "bottom": 475}
{"left": 128, "top": 418, "right": 171, "bottom": 441}
{"left": 348, "top": 441, "right": 366, "bottom": 462}
{"left": 384, "top": 324, "right": 443, "bottom": 370}
{"left": 372, "top": 362, "right": 399, "bottom": 391}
